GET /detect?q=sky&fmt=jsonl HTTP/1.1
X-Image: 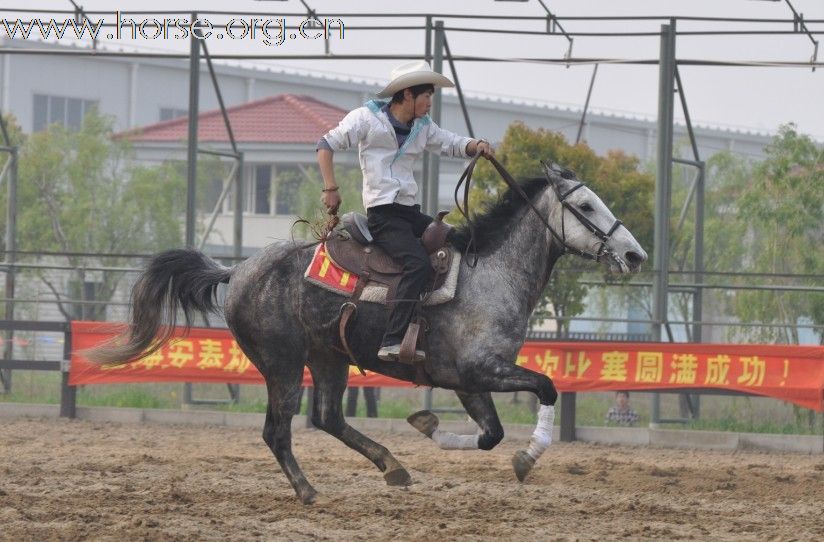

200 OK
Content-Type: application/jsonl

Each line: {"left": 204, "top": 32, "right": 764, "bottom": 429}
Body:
{"left": 10, "top": 0, "right": 824, "bottom": 139}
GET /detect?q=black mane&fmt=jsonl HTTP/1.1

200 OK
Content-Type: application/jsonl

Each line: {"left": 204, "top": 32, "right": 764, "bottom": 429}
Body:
{"left": 449, "top": 176, "right": 549, "bottom": 254}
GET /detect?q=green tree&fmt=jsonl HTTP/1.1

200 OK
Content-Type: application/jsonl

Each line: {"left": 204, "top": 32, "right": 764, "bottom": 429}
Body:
{"left": 725, "top": 125, "right": 823, "bottom": 345}
{"left": 0, "top": 113, "right": 27, "bottom": 254}
{"left": 467, "top": 122, "right": 654, "bottom": 335}
{"left": 293, "top": 164, "right": 364, "bottom": 238}
{"left": 13, "top": 110, "right": 191, "bottom": 320}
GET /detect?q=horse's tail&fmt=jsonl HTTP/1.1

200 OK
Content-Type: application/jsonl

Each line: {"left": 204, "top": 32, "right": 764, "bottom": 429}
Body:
{"left": 84, "top": 248, "right": 233, "bottom": 365}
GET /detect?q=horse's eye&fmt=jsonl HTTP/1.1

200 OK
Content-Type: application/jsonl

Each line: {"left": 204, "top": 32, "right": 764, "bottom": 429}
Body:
{"left": 580, "top": 203, "right": 594, "bottom": 213}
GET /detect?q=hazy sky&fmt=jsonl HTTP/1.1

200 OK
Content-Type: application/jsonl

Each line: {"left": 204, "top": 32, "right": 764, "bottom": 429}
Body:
{"left": 13, "top": 1, "right": 824, "bottom": 139}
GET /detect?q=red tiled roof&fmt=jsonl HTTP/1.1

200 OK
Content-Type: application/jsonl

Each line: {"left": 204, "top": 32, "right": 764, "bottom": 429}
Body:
{"left": 122, "top": 94, "right": 346, "bottom": 144}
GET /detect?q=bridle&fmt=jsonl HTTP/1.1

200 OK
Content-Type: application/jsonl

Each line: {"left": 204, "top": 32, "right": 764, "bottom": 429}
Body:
{"left": 552, "top": 178, "right": 624, "bottom": 261}
{"left": 454, "top": 153, "right": 624, "bottom": 265}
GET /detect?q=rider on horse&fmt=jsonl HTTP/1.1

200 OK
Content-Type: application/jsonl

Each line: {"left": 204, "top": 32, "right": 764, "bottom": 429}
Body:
{"left": 316, "top": 60, "right": 494, "bottom": 362}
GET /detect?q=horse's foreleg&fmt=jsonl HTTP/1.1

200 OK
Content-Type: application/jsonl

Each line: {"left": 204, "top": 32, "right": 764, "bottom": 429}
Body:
{"left": 308, "top": 360, "right": 412, "bottom": 487}
{"left": 406, "top": 391, "right": 503, "bottom": 451}
{"left": 459, "top": 358, "right": 558, "bottom": 482}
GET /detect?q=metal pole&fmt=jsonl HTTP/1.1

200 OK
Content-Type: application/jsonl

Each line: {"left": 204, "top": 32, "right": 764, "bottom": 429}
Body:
{"left": 692, "top": 161, "right": 705, "bottom": 418}
{"left": 420, "top": 16, "right": 433, "bottom": 216}
{"left": 1, "top": 147, "right": 16, "bottom": 393}
{"left": 185, "top": 12, "right": 201, "bottom": 248}
{"left": 234, "top": 152, "right": 244, "bottom": 259}
{"left": 422, "top": 18, "right": 438, "bottom": 414}
{"left": 674, "top": 66, "right": 700, "bottom": 162}
{"left": 442, "top": 33, "right": 474, "bottom": 138}
{"left": 59, "top": 323, "right": 76, "bottom": 418}
{"left": 425, "top": 20, "right": 445, "bottom": 216}
{"left": 559, "top": 392, "right": 576, "bottom": 442}
{"left": 575, "top": 64, "right": 598, "bottom": 145}
{"left": 202, "top": 41, "right": 238, "bottom": 156}
{"left": 651, "top": 21, "right": 676, "bottom": 425}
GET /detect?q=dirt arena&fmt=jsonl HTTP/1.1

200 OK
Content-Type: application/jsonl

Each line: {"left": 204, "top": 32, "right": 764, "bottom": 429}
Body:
{"left": 1, "top": 418, "right": 822, "bottom": 541}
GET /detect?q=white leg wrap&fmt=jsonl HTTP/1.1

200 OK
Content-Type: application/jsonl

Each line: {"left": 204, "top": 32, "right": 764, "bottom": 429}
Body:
{"left": 431, "top": 429, "right": 480, "bottom": 450}
{"left": 525, "top": 405, "right": 555, "bottom": 461}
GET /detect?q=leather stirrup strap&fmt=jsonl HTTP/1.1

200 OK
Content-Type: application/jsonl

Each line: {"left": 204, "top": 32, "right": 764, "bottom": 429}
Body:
{"left": 398, "top": 321, "right": 421, "bottom": 365}
{"left": 338, "top": 275, "right": 369, "bottom": 376}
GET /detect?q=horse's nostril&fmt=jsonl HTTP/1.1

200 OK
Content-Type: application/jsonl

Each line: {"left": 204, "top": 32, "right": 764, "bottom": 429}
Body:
{"left": 625, "top": 251, "right": 645, "bottom": 266}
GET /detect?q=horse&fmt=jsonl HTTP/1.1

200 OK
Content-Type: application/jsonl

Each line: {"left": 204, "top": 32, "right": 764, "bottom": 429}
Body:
{"left": 87, "top": 160, "right": 647, "bottom": 504}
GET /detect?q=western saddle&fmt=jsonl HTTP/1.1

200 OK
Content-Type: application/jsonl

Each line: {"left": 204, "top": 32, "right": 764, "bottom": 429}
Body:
{"left": 325, "top": 210, "right": 453, "bottom": 374}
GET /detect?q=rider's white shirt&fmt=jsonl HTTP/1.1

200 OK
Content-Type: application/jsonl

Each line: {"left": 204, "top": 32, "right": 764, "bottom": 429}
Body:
{"left": 322, "top": 100, "right": 473, "bottom": 210}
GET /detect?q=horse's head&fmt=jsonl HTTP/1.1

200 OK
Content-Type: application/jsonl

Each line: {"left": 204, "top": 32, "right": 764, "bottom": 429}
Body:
{"left": 541, "top": 162, "right": 647, "bottom": 274}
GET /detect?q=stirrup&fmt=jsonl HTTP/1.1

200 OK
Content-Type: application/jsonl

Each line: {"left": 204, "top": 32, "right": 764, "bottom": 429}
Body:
{"left": 378, "top": 344, "right": 425, "bottom": 363}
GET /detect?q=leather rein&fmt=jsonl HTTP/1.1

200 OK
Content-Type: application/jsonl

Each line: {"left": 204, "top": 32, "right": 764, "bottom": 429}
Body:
{"left": 453, "top": 153, "right": 623, "bottom": 265}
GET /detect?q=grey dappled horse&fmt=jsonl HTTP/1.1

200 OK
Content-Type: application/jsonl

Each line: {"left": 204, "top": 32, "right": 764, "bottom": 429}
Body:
{"left": 89, "top": 162, "right": 646, "bottom": 504}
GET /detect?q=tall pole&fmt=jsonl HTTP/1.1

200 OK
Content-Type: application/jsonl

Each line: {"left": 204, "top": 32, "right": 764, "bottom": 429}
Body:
{"left": 182, "top": 13, "right": 201, "bottom": 406}
{"left": 425, "top": 21, "right": 445, "bottom": 216}
{"left": 185, "top": 12, "right": 201, "bottom": 248}
{"left": 234, "top": 152, "right": 244, "bottom": 260}
{"left": 2, "top": 147, "right": 17, "bottom": 393}
{"left": 423, "top": 20, "right": 445, "bottom": 412}
{"left": 691, "top": 161, "right": 705, "bottom": 419}
{"left": 651, "top": 21, "right": 676, "bottom": 425}
{"left": 421, "top": 16, "right": 432, "bottom": 214}
{"left": 575, "top": 64, "right": 598, "bottom": 145}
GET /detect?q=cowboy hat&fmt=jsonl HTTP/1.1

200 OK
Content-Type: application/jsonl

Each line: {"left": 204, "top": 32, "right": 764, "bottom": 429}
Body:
{"left": 375, "top": 60, "right": 454, "bottom": 98}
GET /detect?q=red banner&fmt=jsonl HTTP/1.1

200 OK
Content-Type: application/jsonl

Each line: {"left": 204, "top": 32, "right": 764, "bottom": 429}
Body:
{"left": 70, "top": 322, "right": 824, "bottom": 411}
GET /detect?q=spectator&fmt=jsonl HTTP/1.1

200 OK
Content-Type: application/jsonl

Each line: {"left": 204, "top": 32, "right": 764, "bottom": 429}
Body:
{"left": 605, "top": 391, "right": 639, "bottom": 426}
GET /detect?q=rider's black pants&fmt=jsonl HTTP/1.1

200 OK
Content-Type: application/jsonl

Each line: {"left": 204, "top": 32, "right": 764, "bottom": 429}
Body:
{"left": 367, "top": 203, "right": 434, "bottom": 346}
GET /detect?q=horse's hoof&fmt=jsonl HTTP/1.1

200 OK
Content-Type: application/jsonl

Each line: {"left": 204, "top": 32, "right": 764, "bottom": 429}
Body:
{"left": 407, "top": 410, "right": 439, "bottom": 437}
{"left": 512, "top": 450, "right": 535, "bottom": 482}
{"left": 384, "top": 467, "right": 412, "bottom": 487}
{"left": 298, "top": 488, "right": 319, "bottom": 505}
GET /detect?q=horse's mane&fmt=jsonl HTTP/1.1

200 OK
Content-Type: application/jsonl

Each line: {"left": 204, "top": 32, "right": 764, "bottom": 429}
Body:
{"left": 449, "top": 176, "right": 549, "bottom": 254}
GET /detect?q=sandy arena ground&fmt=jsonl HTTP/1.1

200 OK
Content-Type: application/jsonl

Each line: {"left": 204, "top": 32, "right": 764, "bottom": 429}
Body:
{"left": 1, "top": 417, "right": 823, "bottom": 541}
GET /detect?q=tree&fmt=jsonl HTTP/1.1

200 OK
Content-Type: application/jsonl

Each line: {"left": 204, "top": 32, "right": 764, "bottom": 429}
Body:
{"left": 0, "top": 113, "right": 27, "bottom": 257}
{"left": 725, "top": 125, "right": 823, "bottom": 345}
{"left": 293, "top": 164, "right": 365, "bottom": 238}
{"left": 467, "top": 122, "right": 654, "bottom": 335}
{"left": 12, "top": 110, "right": 191, "bottom": 320}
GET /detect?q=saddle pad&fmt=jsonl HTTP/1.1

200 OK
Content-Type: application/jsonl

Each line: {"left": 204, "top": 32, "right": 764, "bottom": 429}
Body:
{"left": 304, "top": 243, "right": 358, "bottom": 295}
{"left": 303, "top": 243, "right": 461, "bottom": 307}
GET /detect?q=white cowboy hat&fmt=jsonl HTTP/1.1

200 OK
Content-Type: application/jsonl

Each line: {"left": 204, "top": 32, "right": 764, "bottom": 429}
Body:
{"left": 375, "top": 60, "right": 455, "bottom": 98}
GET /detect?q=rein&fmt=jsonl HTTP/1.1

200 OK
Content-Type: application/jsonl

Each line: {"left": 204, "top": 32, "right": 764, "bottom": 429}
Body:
{"left": 453, "top": 153, "right": 623, "bottom": 265}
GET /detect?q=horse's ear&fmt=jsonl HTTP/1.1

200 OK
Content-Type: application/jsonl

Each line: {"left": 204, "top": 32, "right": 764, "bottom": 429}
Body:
{"left": 541, "top": 161, "right": 574, "bottom": 187}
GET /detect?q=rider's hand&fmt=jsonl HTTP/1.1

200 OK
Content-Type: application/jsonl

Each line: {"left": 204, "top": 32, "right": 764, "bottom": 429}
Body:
{"left": 476, "top": 139, "right": 494, "bottom": 159}
{"left": 321, "top": 188, "right": 341, "bottom": 215}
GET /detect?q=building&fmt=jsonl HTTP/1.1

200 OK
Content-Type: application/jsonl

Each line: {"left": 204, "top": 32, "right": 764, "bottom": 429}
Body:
{"left": 0, "top": 37, "right": 783, "bottom": 342}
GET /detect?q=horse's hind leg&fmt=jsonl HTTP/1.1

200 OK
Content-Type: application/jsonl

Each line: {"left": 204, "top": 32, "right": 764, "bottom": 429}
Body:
{"left": 408, "top": 391, "right": 504, "bottom": 451}
{"left": 308, "top": 358, "right": 412, "bottom": 487}
{"left": 261, "top": 364, "right": 317, "bottom": 504}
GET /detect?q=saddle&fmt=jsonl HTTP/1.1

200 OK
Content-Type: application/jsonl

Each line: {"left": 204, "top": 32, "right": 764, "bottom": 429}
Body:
{"left": 326, "top": 211, "right": 453, "bottom": 379}
{"left": 326, "top": 210, "right": 453, "bottom": 302}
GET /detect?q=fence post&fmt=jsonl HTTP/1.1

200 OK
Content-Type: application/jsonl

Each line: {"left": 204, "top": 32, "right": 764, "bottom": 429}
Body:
{"left": 59, "top": 322, "right": 76, "bottom": 418}
{"left": 559, "top": 392, "right": 576, "bottom": 442}
{"left": 304, "top": 387, "right": 314, "bottom": 428}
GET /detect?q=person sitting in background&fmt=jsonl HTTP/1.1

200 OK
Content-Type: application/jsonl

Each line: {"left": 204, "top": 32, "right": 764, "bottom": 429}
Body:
{"left": 605, "top": 390, "right": 639, "bottom": 426}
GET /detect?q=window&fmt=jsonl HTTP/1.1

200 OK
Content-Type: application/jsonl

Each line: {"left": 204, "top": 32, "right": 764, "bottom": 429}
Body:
{"left": 238, "top": 164, "right": 306, "bottom": 215}
{"left": 254, "top": 165, "right": 272, "bottom": 215}
{"left": 275, "top": 168, "right": 302, "bottom": 215}
{"left": 32, "top": 94, "right": 97, "bottom": 132}
{"left": 159, "top": 107, "right": 188, "bottom": 122}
